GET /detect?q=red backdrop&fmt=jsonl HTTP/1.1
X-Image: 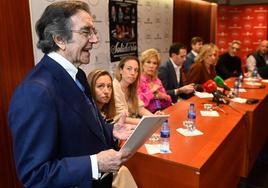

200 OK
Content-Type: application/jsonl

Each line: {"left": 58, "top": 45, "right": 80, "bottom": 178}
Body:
{"left": 217, "top": 5, "right": 268, "bottom": 68}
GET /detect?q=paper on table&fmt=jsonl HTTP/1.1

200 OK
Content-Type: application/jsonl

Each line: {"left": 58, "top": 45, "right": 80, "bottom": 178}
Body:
{"left": 238, "top": 88, "right": 247, "bottom": 92}
{"left": 245, "top": 81, "right": 262, "bottom": 86}
{"left": 145, "top": 144, "right": 172, "bottom": 155}
{"left": 231, "top": 97, "right": 247, "bottom": 103}
{"left": 177, "top": 128, "right": 203, "bottom": 136}
{"left": 200, "top": 110, "right": 220, "bottom": 117}
{"left": 195, "top": 91, "right": 213, "bottom": 98}
{"left": 262, "top": 79, "right": 268, "bottom": 83}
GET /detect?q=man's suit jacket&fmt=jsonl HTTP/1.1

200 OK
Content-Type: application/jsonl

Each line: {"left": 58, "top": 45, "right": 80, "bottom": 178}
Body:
{"left": 184, "top": 51, "right": 196, "bottom": 74}
{"left": 8, "top": 55, "right": 115, "bottom": 188}
{"left": 158, "top": 59, "right": 184, "bottom": 103}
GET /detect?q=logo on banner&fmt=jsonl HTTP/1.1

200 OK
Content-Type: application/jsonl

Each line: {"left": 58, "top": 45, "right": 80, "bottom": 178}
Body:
{"left": 154, "top": 33, "right": 162, "bottom": 40}
{"left": 254, "top": 23, "right": 267, "bottom": 29}
{"left": 218, "top": 32, "right": 228, "bottom": 37}
{"left": 257, "top": 15, "right": 265, "bottom": 21}
{"left": 218, "top": 39, "right": 227, "bottom": 46}
{"left": 255, "top": 7, "right": 268, "bottom": 13}
{"left": 243, "top": 15, "right": 254, "bottom": 20}
{"left": 244, "top": 23, "right": 252, "bottom": 30}
{"left": 232, "top": 16, "right": 240, "bottom": 21}
{"left": 144, "top": 17, "right": 153, "bottom": 24}
{"left": 256, "top": 31, "right": 264, "bottom": 37}
{"left": 243, "top": 38, "right": 252, "bottom": 45}
{"left": 242, "top": 32, "right": 253, "bottom": 36}
{"left": 242, "top": 47, "right": 253, "bottom": 52}
{"left": 231, "top": 32, "right": 239, "bottom": 37}
{"left": 245, "top": 8, "right": 253, "bottom": 13}
{"left": 229, "top": 24, "right": 241, "bottom": 29}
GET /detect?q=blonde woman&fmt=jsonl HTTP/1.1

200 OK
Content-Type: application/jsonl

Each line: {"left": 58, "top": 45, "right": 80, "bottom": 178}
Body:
{"left": 113, "top": 56, "right": 153, "bottom": 125}
{"left": 138, "top": 48, "right": 171, "bottom": 113}
{"left": 187, "top": 43, "right": 218, "bottom": 88}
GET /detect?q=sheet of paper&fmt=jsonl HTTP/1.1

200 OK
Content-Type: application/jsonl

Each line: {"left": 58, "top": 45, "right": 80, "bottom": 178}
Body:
{"left": 245, "top": 81, "right": 262, "bottom": 86}
{"left": 261, "top": 79, "right": 268, "bottom": 83}
{"left": 102, "top": 115, "right": 169, "bottom": 179}
{"left": 238, "top": 88, "right": 247, "bottom": 92}
{"left": 176, "top": 128, "right": 203, "bottom": 136}
{"left": 231, "top": 97, "right": 247, "bottom": 103}
{"left": 120, "top": 115, "right": 169, "bottom": 154}
{"left": 195, "top": 91, "right": 213, "bottom": 98}
{"left": 145, "top": 144, "right": 172, "bottom": 155}
{"left": 200, "top": 110, "right": 220, "bottom": 117}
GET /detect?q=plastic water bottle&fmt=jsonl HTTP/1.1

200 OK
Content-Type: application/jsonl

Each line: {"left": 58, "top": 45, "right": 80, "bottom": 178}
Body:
{"left": 187, "top": 103, "right": 196, "bottom": 131}
{"left": 252, "top": 67, "right": 258, "bottom": 85}
{"left": 160, "top": 120, "right": 170, "bottom": 153}
{"left": 238, "top": 73, "right": 243, "bottom": 89}
{"left": 233, "top": 79, "right": 239, "bottom": 97}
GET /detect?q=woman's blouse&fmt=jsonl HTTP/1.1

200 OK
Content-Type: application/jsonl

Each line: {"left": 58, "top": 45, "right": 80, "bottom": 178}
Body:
{"left": 138, "top": 74, "right": 171, "bottom": 113}
{"left": 113, "top": 79, "right": 144, "bottom": 121}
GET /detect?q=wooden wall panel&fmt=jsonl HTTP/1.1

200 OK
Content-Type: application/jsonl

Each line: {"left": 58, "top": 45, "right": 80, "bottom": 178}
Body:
{"left": 0, "top": 0, "right": 34, "bottom": 187}
{"left": 173, "top": 0, "right": 216, "bottom": 50}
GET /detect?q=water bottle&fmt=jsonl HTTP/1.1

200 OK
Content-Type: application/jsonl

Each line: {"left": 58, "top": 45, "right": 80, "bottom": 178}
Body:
{"left": 238, "top": 73, "right": 243, "bottom": 89}
{"left": 160, "top": 120, "right": 170, "bottom": 153}
{"left": 233, "top": 79, "right": 239, "bottom": 97}
{"left": 187, "top": 103, "right": 196, "bottom": 131}
{"left": 252, "top": 67, "right": 258, "bottom": 85}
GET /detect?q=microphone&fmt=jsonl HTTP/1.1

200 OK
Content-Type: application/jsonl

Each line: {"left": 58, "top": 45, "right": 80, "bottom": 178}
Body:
{"left": 214, "top": 76, "right": 231, "bottom": 91}
{"left": 203, "top": 80, "right": 230, "bottom": 105}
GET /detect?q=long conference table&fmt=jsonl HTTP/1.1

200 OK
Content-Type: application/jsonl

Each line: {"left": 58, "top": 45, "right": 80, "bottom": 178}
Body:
{"left": 125, "top": 78, "right": 268, "bottom": 188}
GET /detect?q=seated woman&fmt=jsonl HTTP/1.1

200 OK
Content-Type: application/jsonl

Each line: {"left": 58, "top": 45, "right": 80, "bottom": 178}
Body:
{"left": 187, "top": 43, "right": 218, "bottom": 90}
{"left": 138, "top": 48, "right": 172, "bottom": 113}
{"left": 87, "top": 69, "right": 116, "bottom": 123}
{"left": 87, "top": 69, "right": 137, "bottom": 188}
{"left": 113, "top": 56, "right": 153, "bottom": 125}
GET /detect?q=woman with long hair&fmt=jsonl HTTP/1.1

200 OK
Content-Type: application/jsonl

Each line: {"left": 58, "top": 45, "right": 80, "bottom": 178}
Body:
{"left": 113, "top": 56, "right": 153, "bottom": 125}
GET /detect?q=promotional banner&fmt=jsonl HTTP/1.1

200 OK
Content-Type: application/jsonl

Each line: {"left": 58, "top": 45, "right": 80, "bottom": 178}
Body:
{"left": 217, "top": 5, "right": 268, "bottom": 65}
{"left": 109, "top": 0, "right": 138, "bottom": 62}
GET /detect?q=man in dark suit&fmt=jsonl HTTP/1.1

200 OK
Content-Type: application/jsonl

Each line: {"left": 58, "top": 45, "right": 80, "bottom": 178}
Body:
{"left": 158, "top": 43, "right": 195, "bottom": 103}
{"left": 8, "top": 1, "right": 131, "bottom": 188}
{"left": 184, "top": 36, "right": 203, "bottom": 74}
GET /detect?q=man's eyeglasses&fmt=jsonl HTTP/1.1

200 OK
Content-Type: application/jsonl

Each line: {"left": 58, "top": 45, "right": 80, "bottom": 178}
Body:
{"left": 71, "top": 27, "right": 97, "bottom": 39}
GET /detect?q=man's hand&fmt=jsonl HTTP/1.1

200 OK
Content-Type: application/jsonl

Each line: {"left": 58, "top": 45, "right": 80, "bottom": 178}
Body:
{"left": 97, "top": 149, "right": 131, "bottom": 173}
{"left": 113, "top": 112, "right": 133, "bottom": 140}
{"left": 178, "top": 84, "right": 195, "bottom": 94}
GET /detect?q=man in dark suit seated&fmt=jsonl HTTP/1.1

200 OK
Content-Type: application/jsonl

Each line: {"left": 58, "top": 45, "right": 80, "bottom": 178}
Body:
{"left": 216, "top": 40, "right": 242, "bottom": 80}
{"left": 184, "top": 36, "right": 203, "bottom": 74}
{"left": 158, "top": 43, "right": 195, "bottom": 103}
{"left": 246, "top": 40, "right": 268, "bottom": 79}
{"left": 8, "top": 1, "right": 131, "bottom": 188}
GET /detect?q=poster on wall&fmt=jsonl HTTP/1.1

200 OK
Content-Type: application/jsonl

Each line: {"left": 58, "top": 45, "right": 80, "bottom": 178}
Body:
{"left": 109, "top": 0, "right": 138, "bottom": 62}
